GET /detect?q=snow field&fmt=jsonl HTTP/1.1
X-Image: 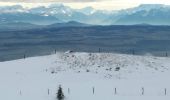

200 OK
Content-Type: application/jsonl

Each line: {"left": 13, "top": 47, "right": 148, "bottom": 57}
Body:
{"left": 0, "top": 52, "right": 170, "bottom": 100}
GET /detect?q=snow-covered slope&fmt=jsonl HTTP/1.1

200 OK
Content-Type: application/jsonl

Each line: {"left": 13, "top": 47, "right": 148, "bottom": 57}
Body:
{"left": 0, "top": 52, "right": 170, "bottom": 100}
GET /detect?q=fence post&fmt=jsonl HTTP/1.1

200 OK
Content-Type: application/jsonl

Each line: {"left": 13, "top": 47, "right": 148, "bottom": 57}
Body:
{"left": 68, "top": 88, "right": 70, "bottom": 94}
{"left": 19, "top": 90, "right": 22, "bottom": 96}
{"left": 24, "top": 54, "right": 26, "bottom": 59}
{"left": 132, "top": 49, "right": 135, "bottom": 55}
{"left": 99, "top": 48, "right": 101, "bottom": 53}
{"left": 165, "top": 88, "right": 167, "bottom": 95}
{"left": 142, "top": 87, "right": 144, "bottom": 95}
{"left": 93, "top": 87, "right": 95, "bottom": 94}
{"left": 55, "top": 49, "right": 57, "bottom": 54}
{"left": 166, "top": 52, "right": 168, "bottom": 57}
{"left": 48, "top": 89, "right": 50, "bottom": 95}
{"left": 114, "top": 88, "right": 117, "bottom": 95}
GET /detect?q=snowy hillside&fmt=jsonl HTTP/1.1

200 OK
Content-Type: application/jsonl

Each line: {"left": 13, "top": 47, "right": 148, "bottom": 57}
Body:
{"left": 0, "top": 52, "right": 170, "bottom": 100}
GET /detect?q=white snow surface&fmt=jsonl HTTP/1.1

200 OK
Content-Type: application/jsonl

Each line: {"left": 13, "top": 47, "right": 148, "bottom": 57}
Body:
{"left": 0, "top": 52, "right": 170, "bottom": 100}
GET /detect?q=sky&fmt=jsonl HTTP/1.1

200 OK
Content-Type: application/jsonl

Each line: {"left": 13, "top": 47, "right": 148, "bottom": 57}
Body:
{"left": 0, "top": 0, "right": 170, "bottom": 10}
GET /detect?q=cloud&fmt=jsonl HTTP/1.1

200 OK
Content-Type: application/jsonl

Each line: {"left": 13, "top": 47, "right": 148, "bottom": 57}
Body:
{"left": 0, "top": 0, "right": 104, "bottom": 3}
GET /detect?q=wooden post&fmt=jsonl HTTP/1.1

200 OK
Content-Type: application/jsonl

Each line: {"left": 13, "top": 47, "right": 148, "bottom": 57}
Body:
{"left": 19, "top": 90, "right": 22, "bottom": 96}
{"left": 99, "top": 48, "right": 101, "bottom": 53}
{"left": 165, "top": 88, "right": 167, "bottom": 95}
{"left": 132, "top": 49, "right": 135, "bottom": 55}
{"left": 93, "top": 87, "right": 95, "bottom": 94}
{"left": 55, "top": 49, "right": 57, "bottom": 54}
{"left": 68, "top": 88, "right": 69, "bottom": 94}
{"left": 48, "top": 89, "right": 50, "bottom": 95}
{"left": 24, "top": 54, "right": 26, "bottom": 59}
{"left": 142, "top": 87, "right": 144, "bottom": 95}
{"left": 166, "top": 52, "right": 168, "bottom": 57}
{"left": 114, "top": 88, "right": 117, "bottom": 95}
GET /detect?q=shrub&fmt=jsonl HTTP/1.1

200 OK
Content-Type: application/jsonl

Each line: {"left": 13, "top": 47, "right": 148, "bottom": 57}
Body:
{"left": 57, "top": 85, "right": 64, "bottom": 100}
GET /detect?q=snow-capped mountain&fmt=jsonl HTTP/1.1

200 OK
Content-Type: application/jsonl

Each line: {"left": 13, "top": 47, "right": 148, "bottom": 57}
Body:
{"left": 76, "top": 7, "right": 97, "bottom": 15}
{"left": 29, "top": 4, "right": 111, "bottom": 25}
{"left": 29, "top": 4, "right": 89, "bottom": 24}
{"left": 0, "top": 12, "right": 61, "bottom": 25}
{"left": 29, "top": 4, "right": 74, "bottom": 17}
{"left": 0, "top": 4, "right": 170, "bottom": 25}
{"left": 26, "top": 4, "right": 170, "bottom": 25}
{"left": 122, "top": 4, "right": 166, "bottom": 14}
{"left": 112, "top": 4, "right": 170, "bottom": 25}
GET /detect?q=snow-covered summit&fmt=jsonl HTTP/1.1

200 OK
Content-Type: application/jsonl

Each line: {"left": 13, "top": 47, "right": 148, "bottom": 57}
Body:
{"left": 48, "top": 52, "right": 169, "bottom": 79}
{"left": 77, "top": 7, "right": 96, "bottom": 15}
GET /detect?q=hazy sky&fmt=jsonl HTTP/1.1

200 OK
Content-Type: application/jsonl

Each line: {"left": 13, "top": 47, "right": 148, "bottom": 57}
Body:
{"left": 0, "top": 0, "right": 170, "bottom": 10}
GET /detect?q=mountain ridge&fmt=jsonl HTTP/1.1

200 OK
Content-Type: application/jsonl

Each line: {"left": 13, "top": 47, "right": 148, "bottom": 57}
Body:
{"left": 0, "top": 4, "right": 169, "bottom": 25}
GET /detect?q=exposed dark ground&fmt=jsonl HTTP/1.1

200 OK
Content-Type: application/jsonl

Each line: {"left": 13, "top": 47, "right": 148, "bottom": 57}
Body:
{"left": 0, "top": 25, "right": 170, "bottom": 62}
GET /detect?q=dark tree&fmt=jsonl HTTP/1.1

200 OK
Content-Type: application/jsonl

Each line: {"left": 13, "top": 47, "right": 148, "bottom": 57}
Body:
{"left": 57, "top": 85, "right": 64, "bottom": 100}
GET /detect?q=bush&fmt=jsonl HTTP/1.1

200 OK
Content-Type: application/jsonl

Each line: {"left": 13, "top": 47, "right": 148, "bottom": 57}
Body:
{"left": 57, "top": 85, "right": 64, "bottom": 100}
{"left": 86, "top": 69, "right": 90, "bottom": 72}
{"left": 115, "top": 67, "right": 120, "bottom": 71}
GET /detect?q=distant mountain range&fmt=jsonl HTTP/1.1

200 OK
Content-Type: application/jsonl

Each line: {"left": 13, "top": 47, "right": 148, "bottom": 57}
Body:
{"left": 0, "top": 4, "right": 170, "bottom": 25}
{"left": 112, "top": 4, "right": 170, "bottom": 25}
{"left": 0, "top": 22, "right": 44, "bottom": 31}
{"left": 0, "top": 21, "right": 90, "bottom": 31}
{"left": 47, "top": 21, "right": 89, "bottom": 28}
